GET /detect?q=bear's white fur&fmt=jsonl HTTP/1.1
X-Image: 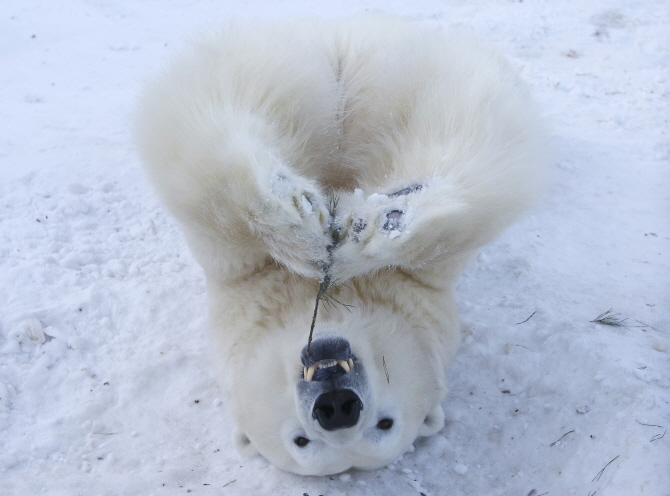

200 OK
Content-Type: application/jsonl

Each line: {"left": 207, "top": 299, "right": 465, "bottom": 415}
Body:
{"left": 136, "top": 18, "right": 544, "bottom": 475}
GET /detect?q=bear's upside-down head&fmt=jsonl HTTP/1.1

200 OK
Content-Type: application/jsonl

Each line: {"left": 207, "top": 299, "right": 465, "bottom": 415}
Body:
{"left": 228, "top": 294, "right": 454, "bottom": 475}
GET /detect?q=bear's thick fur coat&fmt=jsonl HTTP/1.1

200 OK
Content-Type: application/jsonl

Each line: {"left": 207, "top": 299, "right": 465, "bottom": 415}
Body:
{"left": 136, "top": 18, "right": 543, "bottom": 475}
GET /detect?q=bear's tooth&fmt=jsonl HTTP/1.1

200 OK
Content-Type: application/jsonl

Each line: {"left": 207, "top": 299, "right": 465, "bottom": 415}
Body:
{"left": 303, "top": 367, "right": 308, "bottom": 381}
{"left": 338, "top": 359, "right": 350, "bottom": 373}
{"left": 348, "top": 358, "right": 354, "bottom": 370}
{"left": 305, "top": 365, "right": 316, "bottom": 382}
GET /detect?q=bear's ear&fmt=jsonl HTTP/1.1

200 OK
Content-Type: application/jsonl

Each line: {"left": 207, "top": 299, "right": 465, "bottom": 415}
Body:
{"left": 233, "top": 429, "right": 259, "bottom": 456}
{"left": 418, "top": 404, "right": 445, "bottom": 437}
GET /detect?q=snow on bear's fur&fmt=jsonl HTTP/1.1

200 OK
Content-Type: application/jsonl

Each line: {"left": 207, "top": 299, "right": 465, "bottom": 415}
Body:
{"left": 135, "top": 18, "right": 544, "bottom": 475}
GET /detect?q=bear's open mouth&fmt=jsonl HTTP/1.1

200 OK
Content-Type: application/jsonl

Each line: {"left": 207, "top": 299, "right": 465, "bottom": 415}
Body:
{"left": 303, "top": 358, "right": 355, "bottom": 382}
{"left": 301, "top": 337, "right": 356, "bottom": 382}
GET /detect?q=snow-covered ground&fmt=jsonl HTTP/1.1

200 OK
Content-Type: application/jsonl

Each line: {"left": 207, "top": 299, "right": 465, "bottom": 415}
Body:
{"left": 1, "top": 1, "right": 668, "bottom": 494}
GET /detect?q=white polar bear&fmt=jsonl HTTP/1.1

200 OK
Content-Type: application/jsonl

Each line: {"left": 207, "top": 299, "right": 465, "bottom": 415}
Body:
{"left": 135, "top": 18, "right": 543, "bottom": 475}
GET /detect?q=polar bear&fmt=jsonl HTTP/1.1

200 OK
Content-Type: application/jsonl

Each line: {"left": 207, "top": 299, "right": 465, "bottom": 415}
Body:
{"left": 135, "top": 18, "right": 543, "bottom": 475}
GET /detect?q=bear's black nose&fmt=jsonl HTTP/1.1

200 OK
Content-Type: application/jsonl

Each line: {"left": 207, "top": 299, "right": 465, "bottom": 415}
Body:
{"left": 313, "top": 389, "right": 362, "bottom": 431}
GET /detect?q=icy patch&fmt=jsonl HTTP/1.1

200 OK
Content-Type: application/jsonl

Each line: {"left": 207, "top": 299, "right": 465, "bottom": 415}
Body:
{"left": 23, "top": 316, "right": 46, "bottom": 344}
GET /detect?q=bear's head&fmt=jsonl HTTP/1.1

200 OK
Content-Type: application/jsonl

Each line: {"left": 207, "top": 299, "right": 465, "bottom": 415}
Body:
{"left": 228, "top": 306, "right": 453, "bottom": 475}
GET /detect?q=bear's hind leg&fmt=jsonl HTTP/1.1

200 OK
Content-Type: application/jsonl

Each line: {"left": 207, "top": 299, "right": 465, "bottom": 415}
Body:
{"left": 257, "top": 165, "right": 334, "bottom": 278}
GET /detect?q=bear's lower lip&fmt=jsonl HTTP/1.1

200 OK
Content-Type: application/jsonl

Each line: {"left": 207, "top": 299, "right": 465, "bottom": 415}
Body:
{"left": 303, "top": 359, "right": 355, "bottom": 382}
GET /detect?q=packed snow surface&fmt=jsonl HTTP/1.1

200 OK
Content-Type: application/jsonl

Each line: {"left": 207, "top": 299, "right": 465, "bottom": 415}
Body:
{"left": 1, "top": 1, "right": 668, "bottom": 495}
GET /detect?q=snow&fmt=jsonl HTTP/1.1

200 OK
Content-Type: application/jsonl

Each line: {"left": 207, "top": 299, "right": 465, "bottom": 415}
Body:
{"left": 1, "top": 0, "right": 668, "bottom": 495}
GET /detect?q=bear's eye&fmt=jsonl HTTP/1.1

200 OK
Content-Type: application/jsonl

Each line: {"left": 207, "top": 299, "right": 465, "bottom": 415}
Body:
{"left": 294, "top": 436, "right": 310, "bottom": 447}
{"left": 376, "top": 418, "right": 394, "bottom": 430}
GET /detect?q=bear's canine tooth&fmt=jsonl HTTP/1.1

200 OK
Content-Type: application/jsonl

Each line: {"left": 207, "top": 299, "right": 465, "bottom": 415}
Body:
{"left": 304, "top": 359, "right": 353, "bottom": 381}
{"left": 338, "top": 359, "right": 350, "bottom": 373}
{"left": 305, "top": 364, "right": 316, "bottom": 382}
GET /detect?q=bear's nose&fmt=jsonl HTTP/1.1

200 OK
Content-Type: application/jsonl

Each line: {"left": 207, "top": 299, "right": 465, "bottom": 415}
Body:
{"left": 313, "top": 390, "right": 362, "bottom": 431}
